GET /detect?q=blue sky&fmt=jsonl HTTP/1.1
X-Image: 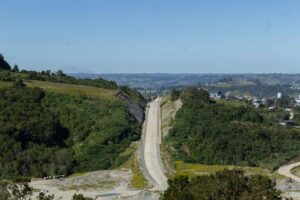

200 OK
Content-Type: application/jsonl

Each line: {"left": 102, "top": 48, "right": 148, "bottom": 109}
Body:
{"left": 1, "top": 0, "right": 300, "bottom": 73}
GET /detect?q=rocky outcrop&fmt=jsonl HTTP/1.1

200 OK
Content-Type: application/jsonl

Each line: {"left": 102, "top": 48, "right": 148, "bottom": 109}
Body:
{"left": 117, "top": 91, "right": 145, "bottom": 124}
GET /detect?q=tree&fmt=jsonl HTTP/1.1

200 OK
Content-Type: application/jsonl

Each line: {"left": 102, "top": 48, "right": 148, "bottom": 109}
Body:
{"left": 277, "top": 95, "right": 294, "bottom": 108}
{"left": 171, "top": 89, "right": 180, "bottom": 101}
{"left": 0, "top": 54, "right": 11, "bottom": 71}
{"left": 37, "top": 192, "right": 55, "bottom": 200}
{"left": 0, "top": 180, "right": 33, "bottom": 200}
{"left": 162, "top": 170, "right": 281, "bottom": 200}
{"left": 13, "top": 79, "right": 26, "bottom": 88}
{"left": 45, "top": 70, "right": 51, "bottom": 76}
{"left": 72, "top": 194, "right": 93, "bottom": 200}
{"left": 12, "top": 65, "right": 19, "bottom": 72}
{"left": 56, "top": 70, "right": 65, "bottom": 77}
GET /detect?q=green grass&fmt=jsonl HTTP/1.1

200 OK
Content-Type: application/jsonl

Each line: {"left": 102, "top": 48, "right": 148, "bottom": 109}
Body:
{"left": 174, "top": 161, "right": 283, "bottom": 179}
{"left": 60, "top": 181, "right": 116, "bottom": 191}
{"left": 25, "top": 80, "right": 118, "bottom": 100}
{"left": 119, "top": 143, "right": 148, "bottom": 189}
{"left": 0, "top": 81, "right": 13, "bottom": 88}
{"left": 0, "top": 80, "right": 118, "bottom": 100}
{"left": 291, "top": 166, "right": 300, "bottom": 178}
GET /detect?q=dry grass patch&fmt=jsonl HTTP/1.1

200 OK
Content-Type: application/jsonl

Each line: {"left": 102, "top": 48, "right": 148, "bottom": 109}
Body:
{"left": 174, "top": 161, "right": 281, "bottom": 178}
{"left": 25, "top": 80, "right": 118, "bottom": 100}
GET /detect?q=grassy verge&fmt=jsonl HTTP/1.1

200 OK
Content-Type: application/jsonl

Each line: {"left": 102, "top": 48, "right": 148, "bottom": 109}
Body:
{"left": 160, "top": 95, "right": 182, "bottom": 176}
{"left": 174, "top": 161, "right": 284, "bottom": 179}
{"left": 25, "top": 80, "right": 118, "bottom": 100}
{"left": 0, "top": 81, "right": 13, "bottom": 88}
{"left": 119, "top": 143, "right": 148, "bottom": 189}
{"left": 291, "top": 166, "right": 300, "bottom": 178}
{"left": 60, "top": 181, "right": 116, "bottom": 191}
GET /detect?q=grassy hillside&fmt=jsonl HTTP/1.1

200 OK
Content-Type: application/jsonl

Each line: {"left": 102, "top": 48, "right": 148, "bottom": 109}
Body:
{"left": 0, "top": 80, "right": 117, "bottom": 100}
{"left": 26, "top": 80, "right": 118, "bottom": 100}
{"left": 0, "top": 70, "right": 146, "bottom": 179}
{"left": 166, "top": 88, "right": 300, "bottom": 170}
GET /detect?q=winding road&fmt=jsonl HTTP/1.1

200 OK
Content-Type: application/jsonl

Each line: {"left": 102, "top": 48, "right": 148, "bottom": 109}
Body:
{"left": 278, "top": 162, "right": 300, "bottom": 182}
{"left": 140, "top": 98, "right": 168, "bottom": 191}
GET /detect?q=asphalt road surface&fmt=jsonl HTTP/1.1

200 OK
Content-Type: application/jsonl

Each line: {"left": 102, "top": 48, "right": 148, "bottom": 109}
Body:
{"left": 142, "top": 98, "right": 168, "bottom": 190}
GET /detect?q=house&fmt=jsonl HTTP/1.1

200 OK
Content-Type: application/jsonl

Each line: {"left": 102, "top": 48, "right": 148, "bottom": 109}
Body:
{"left": 210, "top": 91, "right": 225, "bottom": 99}
{"left": 252, "top": 99, "right": 263, "bottom": 108}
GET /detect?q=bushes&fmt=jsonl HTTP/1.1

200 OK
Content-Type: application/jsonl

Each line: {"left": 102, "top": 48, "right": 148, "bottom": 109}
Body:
{"left": 162, "top": 170, "right": 281, "bottom": 200}
{"left": 0, "top": 54, "right": 11, "bottom": 71}
{"left": 166, "top": 88, "right": 300, "bottom": 170}
{"left": 0, "top": 85, "right": 141, "bottom": 178}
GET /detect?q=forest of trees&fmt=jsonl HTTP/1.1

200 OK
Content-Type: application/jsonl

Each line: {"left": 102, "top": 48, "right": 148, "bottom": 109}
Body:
{"left": 166, "top": 88, "right": 300, "bottom": 170}
{"left": 162, "top": 170, "right": 281, "bottom": 200}
{"left": 0, "top": 83, "right": 142, "bottom": 178}
{"left": 0, "top": 54, "right": 146, "bottom": 179}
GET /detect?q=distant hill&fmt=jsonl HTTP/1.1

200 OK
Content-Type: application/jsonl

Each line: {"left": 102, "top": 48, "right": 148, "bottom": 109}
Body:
{"left": 70, "top": 73, "right": 300, "bottom": 89}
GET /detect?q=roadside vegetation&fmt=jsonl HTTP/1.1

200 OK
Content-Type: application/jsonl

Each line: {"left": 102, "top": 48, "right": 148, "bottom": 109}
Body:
{"left": 166, "top": 87, "right": 300, "bottom": 171}
{"left": 119, "top": 143, "right": 148, "bottom": 189}
{"left": 162, "top": 169, "right": 281, "bottom": 200}
{"left": 291, "top": 166, "right": 300, "bottom": 178}
{"left": 0, "top": 54, "right": 146, "bottom": 179}
{"left": 174, "top": 161, "right": 284, "bottom": 179}
{"left": 160, "top": 95, "right": 182, "bottom": 176}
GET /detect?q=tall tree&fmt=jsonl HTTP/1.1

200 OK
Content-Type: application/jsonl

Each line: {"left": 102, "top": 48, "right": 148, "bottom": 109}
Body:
{"left": 12, "top": 64, "right": 19, "bottom": 72}
{"left": 0, "top": 54, "right": 11, "bottom": 71}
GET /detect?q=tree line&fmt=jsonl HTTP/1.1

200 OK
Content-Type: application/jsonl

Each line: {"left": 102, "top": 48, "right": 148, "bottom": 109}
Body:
{"left": 162, "top": 170, "right": 282, "bottom": 200}
{"left": 166, "top": 87, "right": 300, "bottom": 170}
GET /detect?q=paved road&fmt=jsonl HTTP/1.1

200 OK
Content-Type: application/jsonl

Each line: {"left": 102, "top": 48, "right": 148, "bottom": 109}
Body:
{"left": 141, "top": 98, "right": 168, "bottom": 190}
{"left": 278, "top": 162, "right": 300, "bottom": 182}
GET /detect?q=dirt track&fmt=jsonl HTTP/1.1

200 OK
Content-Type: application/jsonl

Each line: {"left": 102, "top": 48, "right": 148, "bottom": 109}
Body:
{"left": 278, "top": 162, "right": 300, "bottom": 182}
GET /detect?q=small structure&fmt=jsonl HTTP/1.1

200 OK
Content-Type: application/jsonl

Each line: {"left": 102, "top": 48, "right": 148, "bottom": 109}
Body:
{"left": 252, "top": 99, "right": 263, "bottom": 108}
{"left": 268, "top": 106, "right": 275, "bottom": 111}
{"left": 214, "top": 91, "right": 225, "bottom": 99}
{"left": 210, "top": 91, "right": 225, "bottom": 99}
{"left": 277, "top": 92, "right": 282, "bottom": 99}
{"left": 285, "top": 108, "right": 293, "bottom": 112}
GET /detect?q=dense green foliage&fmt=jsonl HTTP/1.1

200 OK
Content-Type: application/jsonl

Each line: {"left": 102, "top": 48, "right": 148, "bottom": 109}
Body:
{"left": 43, "top": 92, "right": 140, "bottom": 172}
{"left": 0, "top": 86, "right": 72, "bottom": 178}
{"left": 72, "top": 194, "right": 93, "bottom": 200}
{"left": 162, "top": 170, "right": 281, "bottom": 200}
{"left": 0, "top": 84, "right": 142, "bottom": 178}
{"left": 0, "top": 54, "right": 11, "bottom": 71}
{"left": 170, "top": 89, "right": 180, "bottom": 101}
{"left": 166, "top": 88, "right": 300, "bottom": 169}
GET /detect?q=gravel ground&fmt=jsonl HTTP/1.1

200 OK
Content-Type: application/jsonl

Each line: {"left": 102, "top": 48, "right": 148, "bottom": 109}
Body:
{"left": 29, "top": 169, "right": 159, "bottom": 200}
